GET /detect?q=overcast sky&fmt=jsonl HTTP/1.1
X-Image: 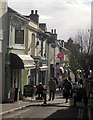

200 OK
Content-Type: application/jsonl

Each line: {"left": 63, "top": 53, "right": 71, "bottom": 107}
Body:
{"left": 8, "top": 0, "right": 92, "bottom": 40}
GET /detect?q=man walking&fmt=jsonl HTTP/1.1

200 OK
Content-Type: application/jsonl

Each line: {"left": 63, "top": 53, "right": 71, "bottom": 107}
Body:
{"left": 48, "top": 77, "right": 57, "bottom": 101}
{"left": 63, "top": 77, "right": 72, "bottom": 103}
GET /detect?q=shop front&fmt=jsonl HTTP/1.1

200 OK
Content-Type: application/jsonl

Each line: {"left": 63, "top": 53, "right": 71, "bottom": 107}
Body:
{"left": 39, "top": 65, "right": 48, "bottom": 85}
{"left": 9, "top": 53, "right": 35, "bottom": 102}
{"left": 33, "top": 56, "right": 48, "bottom": 87}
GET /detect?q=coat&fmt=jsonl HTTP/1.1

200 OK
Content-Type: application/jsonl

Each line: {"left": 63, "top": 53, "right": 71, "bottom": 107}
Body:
{"left": 36, "top": 84, "right": 44, "bottom": 94}
{"left": 49, "top": 79, "right": 56, "bottom": 92}
{"left": 63, "top": 79, "right": 71, "bottom": 93}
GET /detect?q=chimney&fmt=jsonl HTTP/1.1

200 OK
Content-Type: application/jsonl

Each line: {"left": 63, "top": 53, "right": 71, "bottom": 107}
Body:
{"left": 30, "top": 10, "right": 39, "bottom": 24}
{"left": 31, "top": 10, "right": 34, "bottom": 14}
{"left": 54, "top": 29, "right": 56, "bottom": 34}
{"left": 61, "top": 40, "right": 64, "bottom": 47}
{"left": 35, "top": 10, "right": 37, "bottom": 14}
{"left": 39, "top": 23, "right": 47, "bottom": 32}
{"left": 53, "top": 29, "right": 57, "bottom": 40}
{"left": 51, "top": 29, "right": 53, "bottom": 34}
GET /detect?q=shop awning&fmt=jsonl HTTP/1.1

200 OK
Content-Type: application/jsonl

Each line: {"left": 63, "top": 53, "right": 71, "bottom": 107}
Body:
{"left": 10, "top": 53, "right": 35, "bottom": 69}
{"left": 39, "top": 66, "right": 48, "bottom": 71}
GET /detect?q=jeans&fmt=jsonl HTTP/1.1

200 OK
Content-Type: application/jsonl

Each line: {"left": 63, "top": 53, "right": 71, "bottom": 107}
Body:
{"left": 49, "top": 90, "right": 55, "bottom": 100}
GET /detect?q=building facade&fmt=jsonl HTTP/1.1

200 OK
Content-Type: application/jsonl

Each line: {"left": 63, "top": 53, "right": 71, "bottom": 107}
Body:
{"left": 1, "top": 5, "right": 58, "bottom": 102}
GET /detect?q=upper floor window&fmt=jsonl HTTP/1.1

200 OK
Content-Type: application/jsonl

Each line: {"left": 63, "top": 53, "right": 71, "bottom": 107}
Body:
{"left": 15, "top": 30, "right": 24, "bottom": 44}
{"left": 31, "top": 33, "right": 35, "bottom": 56}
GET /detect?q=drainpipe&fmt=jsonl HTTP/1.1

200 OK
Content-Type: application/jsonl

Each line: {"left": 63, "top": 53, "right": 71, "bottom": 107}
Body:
{"left": 41, "top": 40, "right": 43, "bottom": 56}
{"left": 54, "top": 45, "right": 56, "bottom": 77}
{"left": 46, "top": 40, "right": 50, "bottom": 91}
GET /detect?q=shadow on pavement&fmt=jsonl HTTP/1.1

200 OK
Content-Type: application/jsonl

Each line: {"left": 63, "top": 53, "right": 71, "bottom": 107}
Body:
{"left": 43, "top": 106, "right": 79, "bottom": 120}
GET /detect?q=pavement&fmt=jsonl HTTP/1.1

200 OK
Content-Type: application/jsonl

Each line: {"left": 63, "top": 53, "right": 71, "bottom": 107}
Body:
{"left": 0, "top": 90, "right": 93, "bottom": 119}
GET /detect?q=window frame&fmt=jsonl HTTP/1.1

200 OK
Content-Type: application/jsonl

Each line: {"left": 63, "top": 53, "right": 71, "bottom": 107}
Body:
{"left": 15, "top": 30, "right": 24, "bottom": 44}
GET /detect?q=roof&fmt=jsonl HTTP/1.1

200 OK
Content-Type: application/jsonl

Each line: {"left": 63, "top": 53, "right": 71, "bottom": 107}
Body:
{"left": 8, "top": 7, "right": 50, "bottom": 38}
{"left": 8, "top": 7, "right": 30, "bottom": 22}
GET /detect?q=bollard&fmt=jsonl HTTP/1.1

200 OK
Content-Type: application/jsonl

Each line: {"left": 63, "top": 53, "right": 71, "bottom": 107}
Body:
{"left": 43, "top": 89, "right": 47, "bottom": 104}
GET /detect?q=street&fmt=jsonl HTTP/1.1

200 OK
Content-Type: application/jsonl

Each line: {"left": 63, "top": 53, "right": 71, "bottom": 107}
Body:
{"left": 2, "top": 105, "right": 86, "bottom": 119}
{"left": 2, "top": 106, "right": 81, "bottom": 119}
{"left": 2, "top": 91, "right": 91, "bottom": 120}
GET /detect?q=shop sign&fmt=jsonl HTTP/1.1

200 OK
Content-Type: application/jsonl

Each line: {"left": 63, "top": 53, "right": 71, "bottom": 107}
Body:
{"left": 57, "top": 53, "right": 64, "bottom": 59}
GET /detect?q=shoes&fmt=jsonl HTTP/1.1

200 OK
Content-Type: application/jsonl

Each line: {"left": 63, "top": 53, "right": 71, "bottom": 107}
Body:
{"left": 52, "top": 98, "right": 54, "bottom": 100}
{"left": 48, "top": 99, "right": 51, "bottom": 101}
{"left": 65, "top": 100, "right": 68, "bottom": 103}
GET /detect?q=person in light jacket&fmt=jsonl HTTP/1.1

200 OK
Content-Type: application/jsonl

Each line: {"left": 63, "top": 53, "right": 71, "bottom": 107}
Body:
{"left": 48, "top": 77, "right": 57, "bottom": 101}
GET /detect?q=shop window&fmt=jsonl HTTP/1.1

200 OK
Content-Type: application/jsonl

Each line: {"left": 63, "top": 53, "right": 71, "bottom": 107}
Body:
{"left": 15, "top": 30, "right": 24, "bottom": 44}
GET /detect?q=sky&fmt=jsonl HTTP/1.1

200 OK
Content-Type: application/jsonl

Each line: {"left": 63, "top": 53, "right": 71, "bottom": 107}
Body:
{"left": 8, "top": 0, "right": 92, "bottom": 40}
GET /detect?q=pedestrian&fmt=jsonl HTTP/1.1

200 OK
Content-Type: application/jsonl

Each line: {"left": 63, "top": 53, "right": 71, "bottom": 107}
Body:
{"left": 58, "top": 78, "right": 63, "bottom": 91}
{"left": 36, "top": 81, "right": 44, "bottom": 100}
{"left": 63, "top": 77, "right": 72, "bottom": 103}
{"left": 68, "top": 76, "right": 73, "bottom": 98}
{"left": 48, "top": 77, "right": 57, "bottom": 101}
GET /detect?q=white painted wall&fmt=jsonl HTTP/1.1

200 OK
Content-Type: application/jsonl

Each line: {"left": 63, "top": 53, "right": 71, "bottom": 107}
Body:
{"left": 28, "top": 21, "right": 38, "bottom": 56}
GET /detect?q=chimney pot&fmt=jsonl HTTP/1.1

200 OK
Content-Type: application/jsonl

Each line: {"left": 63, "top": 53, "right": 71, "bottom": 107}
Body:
{"left": 61, "top": 40, "right": 64, "bottom": 47}
{"left": 35, "top": 10, "right": 38, "bottom": 14}
{"left": 31, "top": 10, "right": 34, "bottom": 14}
{"left": 51, "top": 29, "right": 53, "bottom": 34}
{"left": 54, "top": 29, "right": 56, "bottom": 34}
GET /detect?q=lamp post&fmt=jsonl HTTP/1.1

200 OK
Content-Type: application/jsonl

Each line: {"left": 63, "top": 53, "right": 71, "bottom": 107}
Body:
{"left": 46, "top": 41, "right": 50, "bottom": 90}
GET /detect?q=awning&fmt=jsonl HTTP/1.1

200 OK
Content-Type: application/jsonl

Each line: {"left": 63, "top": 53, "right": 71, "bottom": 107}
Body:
{"left": 39, "top": 66, "right": 48, "bottom": 71}
{"left": 10, "top": 53, "right": 35, "bottom": 69}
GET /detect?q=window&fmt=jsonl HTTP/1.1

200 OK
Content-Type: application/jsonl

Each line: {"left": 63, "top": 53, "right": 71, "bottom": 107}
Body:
{"left": 15, "top": 30, "right": 24, "bottom": 44}
{"left": 31, "top": 33, "right": 35, "bottom": 56}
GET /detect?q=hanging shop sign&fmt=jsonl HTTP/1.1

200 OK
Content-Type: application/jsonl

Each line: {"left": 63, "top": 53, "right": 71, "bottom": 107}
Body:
{"left": 57, "top": 53, "right": 64, "bottom": 59}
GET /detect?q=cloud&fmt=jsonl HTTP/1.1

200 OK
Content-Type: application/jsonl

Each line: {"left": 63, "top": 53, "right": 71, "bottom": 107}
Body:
{"left": 8, "top": 0, "right": 91, "bottom": 40}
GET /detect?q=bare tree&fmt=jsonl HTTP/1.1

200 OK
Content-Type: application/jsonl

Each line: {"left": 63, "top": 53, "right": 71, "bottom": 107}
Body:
{"left": 74, "top": 30, "right": 91, "bottom": 54}
{"left": 73, "top": 29, "right": 93, "bottom": 77}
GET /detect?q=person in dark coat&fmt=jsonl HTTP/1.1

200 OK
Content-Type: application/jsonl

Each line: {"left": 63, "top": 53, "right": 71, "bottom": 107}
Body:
{"left": 48, "top": 77, "right": 57, "bottom": 101}
{"left": 36, "top": 82, "right": 44, "bottom": 100}
{"left": 68, "top": 76, "right": 73, "bottom": 97}
{"left": 63, "top": 78, "right": 72, "bottom": 103}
